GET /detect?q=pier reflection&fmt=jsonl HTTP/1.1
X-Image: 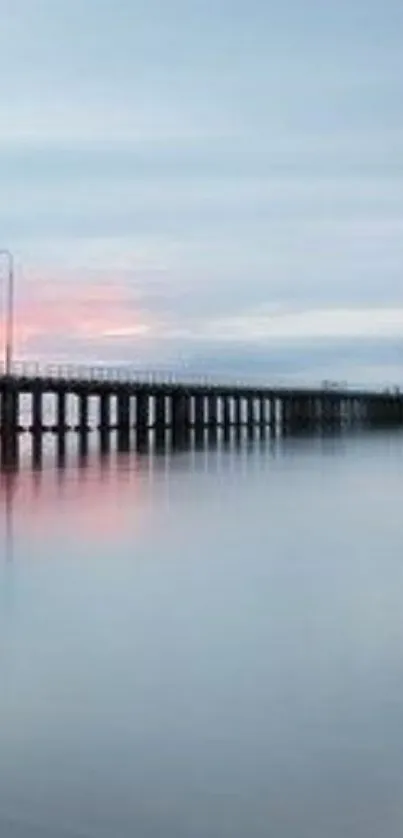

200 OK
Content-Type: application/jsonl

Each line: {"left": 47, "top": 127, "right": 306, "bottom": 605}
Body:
{"left": 0, "top": 429, "right": 274, "bottom": 561}
{"left": 1, "top": 426, "right": 399, "bottom": 568}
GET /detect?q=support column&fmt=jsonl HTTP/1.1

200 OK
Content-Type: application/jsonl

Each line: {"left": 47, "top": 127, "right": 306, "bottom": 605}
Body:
{"left": 1, "top": 386, "right": 18, "bottom": 435}
{"left": 155, "top": 392, "right": 166, "bottom": 447}
{"left": 31, "top": 387, "right": 43, "bottom": 467}
{"left": 1, "top": 386, "right": 19, "bottom": 468}
{"left": 323, "top": 395, "right": 332, "bottom": 430}
{"left": 334, "top": 396, "right": 342, "bottom": 430}
{"left": 385, "top": 397, "right": 394, "bottom": 426}
{"left": 351, "top": 397, "right": 361, "bottom": 428}
{"left": 308, "top": 397, "right": 318, "bottom": 431}
{"left": 117, "top": 390, "right": 130, "bottom": 451}
{"left": 222, "top": 395, "right": 231, "bottom": 441}
{"left": 57, "top": 391, "right": 67, "bottom": 433}
{"left": 117, "top": 391, "right": 130, "bottom": 432}
{"left": 339, "top": 398, "right": 346, "bottom": 430}
{"left": 391, "top": 396, "right": 401, "bottom": 426}
{"left": 207, "top": 392, "right": 218, "bottom": 441}
{"left": 295, "top": 396, "right": 315, "bottom": 433}
{"left": 99, "top": 392, "right": 111, "bottom": 457}
{"left": 259, "top": 396, "right": 266, "bottom": 438}
{"left": 32, "top": 387, "right": 43, "bottom": 434}
{"left": 280, "top": 397, "right": 290, "bottom": 435}
{"left": 194, "top": 393, "right": 205, "bottom": 443}
{"left": 77, "top": 392, "right": 89, "bottom": 459}
{"left": 298, "top": 397, "right": 309, "bottom": 432}
{"left": 269, "top": 397, "right": 276, "bottom": 436}
{"left": 284, "top": 397, "right": 298, "bottom": 434}
{"left": 117, "top": 390, "right": 130, "bottom": 432}
{"left": 356, "top": 397, "right": 362, "bottom": 427}
{"left": 136, "top": 391, "right": 149, "bottom": 448}
{"left": 330, "top": 396, "right": 342, "bottom": 430}
{"left": 318, "top": 395, "right": 326, "bottom": 430}
{"left": 78, "top": 392, "right": 89, "bottom": 433}
{"left": 344, "top": 397, "right": 352, "bottom": 427}
{"left": 247, "top": 395, "right": 255, "bottom": 439}
{"left": 99, "top": 392, "right": 111, "bottom": 431}
{"left": 387, "top": 396, "right": 398, "bottom": 426}
{"left": 234, "top": 395, "right": 242, "bottom": 429}
{"left": 172, "top": 391, "right": 190, "bottom": 448}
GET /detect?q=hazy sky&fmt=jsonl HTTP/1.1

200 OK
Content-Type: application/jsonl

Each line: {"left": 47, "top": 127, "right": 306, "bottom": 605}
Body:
{"left": 0, "top": 0, "right": 402, "bottom": 383}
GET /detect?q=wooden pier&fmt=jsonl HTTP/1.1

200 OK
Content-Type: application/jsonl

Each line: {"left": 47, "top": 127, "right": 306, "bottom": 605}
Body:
{"left": 0, "top": 365, "right": 402, "bottom": 465}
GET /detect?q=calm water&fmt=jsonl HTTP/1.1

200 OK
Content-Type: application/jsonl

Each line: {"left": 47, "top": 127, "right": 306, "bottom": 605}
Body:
{"left": 1, "top": 431, "right": 403, "bottom": 837}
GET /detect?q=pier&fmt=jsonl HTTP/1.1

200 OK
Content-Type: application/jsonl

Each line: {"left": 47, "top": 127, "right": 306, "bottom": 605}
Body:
{"left": 0, "top": 363, "right": 402, "bottom": 465}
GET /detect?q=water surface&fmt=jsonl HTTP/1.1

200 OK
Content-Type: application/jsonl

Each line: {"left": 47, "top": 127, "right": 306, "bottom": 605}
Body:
{"left": 1, "top": 432, "right": 403, "bottom": 837}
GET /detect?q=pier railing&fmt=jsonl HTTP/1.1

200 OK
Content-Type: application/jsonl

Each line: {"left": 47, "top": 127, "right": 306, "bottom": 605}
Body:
{"left": 0, "top": 360, "right": 400, "bottom": 396}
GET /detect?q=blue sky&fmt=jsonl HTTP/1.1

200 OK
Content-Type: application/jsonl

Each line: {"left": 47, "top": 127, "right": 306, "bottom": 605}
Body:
{"left": 0, "top": 0, "right": 402, "bottom": 384}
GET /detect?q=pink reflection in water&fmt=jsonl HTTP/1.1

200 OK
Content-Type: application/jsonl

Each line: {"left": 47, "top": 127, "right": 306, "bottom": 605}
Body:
{"left": 0, "top": 441, "right": 164, "bottom": 551}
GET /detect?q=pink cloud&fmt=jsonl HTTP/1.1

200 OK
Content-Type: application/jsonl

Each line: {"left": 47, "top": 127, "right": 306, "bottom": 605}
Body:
{"left": 0, "top": 269, "right": 157, "bottom": 361}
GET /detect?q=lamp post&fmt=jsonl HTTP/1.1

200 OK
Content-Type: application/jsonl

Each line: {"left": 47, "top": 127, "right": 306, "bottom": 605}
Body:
{"left": 0, "top": 249, "right": 14, "bottom": 376}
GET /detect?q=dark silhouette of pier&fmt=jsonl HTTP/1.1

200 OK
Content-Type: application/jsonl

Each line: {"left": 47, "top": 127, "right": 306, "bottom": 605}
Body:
{"left": 0, "top": 362, "right": 402, "bottom": 467}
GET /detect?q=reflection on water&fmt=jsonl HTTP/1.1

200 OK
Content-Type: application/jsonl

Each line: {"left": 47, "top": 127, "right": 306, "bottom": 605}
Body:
{"left": 1, "top": 430, "right": 403, "bottom": 838}
{"left": 0, "top": 429, "right": 356, "bottom": 562}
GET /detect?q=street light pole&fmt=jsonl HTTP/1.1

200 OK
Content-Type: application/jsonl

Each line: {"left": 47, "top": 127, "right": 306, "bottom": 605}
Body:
{"left": 0, "top": 250, "right": 14, "bottom": 376}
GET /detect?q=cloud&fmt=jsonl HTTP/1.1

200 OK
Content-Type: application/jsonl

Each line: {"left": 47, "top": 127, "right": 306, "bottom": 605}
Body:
{"left": 0, "top": 0, "right": 402, "bottom": 383}
{"left": 197, "top": 307, "right": 403, "bottom": 343}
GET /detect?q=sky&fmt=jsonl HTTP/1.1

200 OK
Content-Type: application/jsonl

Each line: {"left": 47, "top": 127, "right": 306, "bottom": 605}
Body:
{"left": 0, "top": 0, "right": 402, "bottom": 385}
